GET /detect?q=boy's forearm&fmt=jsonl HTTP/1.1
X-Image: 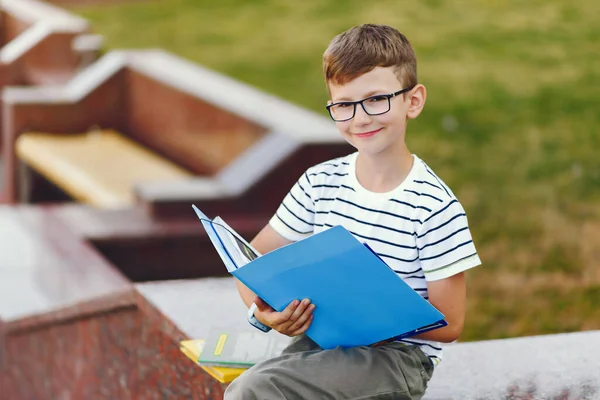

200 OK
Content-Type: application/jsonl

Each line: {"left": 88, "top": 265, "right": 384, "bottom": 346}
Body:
{"left": 235, "top": 278, "right": 256, "bottom": 308}
{"left": 234, "top": 223, "right": 294, "bottom": 308}
{"left": 412, "top": 322, "right": 462, "bottom": 343}
{"left": 422, "top": 273, "right": 466, "bottom": 343}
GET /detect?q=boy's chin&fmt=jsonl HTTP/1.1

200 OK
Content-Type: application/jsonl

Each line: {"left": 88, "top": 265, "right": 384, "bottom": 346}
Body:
{"left": 347, "top": 139, "right": 407, "bottom": 157}
{"left": 351, "top": 142, "right": 388, "bottom": 156}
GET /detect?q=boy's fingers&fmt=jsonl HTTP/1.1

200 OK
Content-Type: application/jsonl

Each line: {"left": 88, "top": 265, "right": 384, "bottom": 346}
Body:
{"left": 277, "top": 299, "right": 309, "bottom": 332}
{"left": 287, "top": 303, "right": 314, "bottom": 332}
{"left": 265, "top": 299, "right": 312, "bottom": 332}
{"left": 254, "top": 297, "right": 272, "bottom": 312}
{"left": 289, "top": 299, "right": 311, "bottom": 322}
{"left": 278, "top": 299, "right": 300, "bottom": 320}
{"left": 290, "top": 314, "right": 314, "bottom": 336}
{"left": 268, "top": 301, "right": 300, "bottom": 327}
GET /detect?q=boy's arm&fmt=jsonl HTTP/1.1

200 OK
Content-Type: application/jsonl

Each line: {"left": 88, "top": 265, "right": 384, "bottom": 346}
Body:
{"left": 235, "top": 223, "right": 314, "bottom": 337}
{"left": 414, "top": 199, "right": 481, "bottom": 343}
{"left": 235, "top": 223, "right": 293, "bottom": 308}
{"left": 237, "top": 168, "right": 316, "bottom": 308}
{"left": 235, "top": 168, "right": 316, "bottom": 336}
{"left": 413, "top": 272, "right": 466, "bottom": 343}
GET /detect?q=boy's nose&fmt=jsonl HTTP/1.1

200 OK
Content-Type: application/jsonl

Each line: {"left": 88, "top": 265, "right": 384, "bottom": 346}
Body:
{"left": 353, "top": 104, "right": 372, "bottom": 125}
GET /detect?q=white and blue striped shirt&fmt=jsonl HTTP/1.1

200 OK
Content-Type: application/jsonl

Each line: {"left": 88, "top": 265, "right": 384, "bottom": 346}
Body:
{"left": 269, "top": 152, "right": 482, "bottom": 365}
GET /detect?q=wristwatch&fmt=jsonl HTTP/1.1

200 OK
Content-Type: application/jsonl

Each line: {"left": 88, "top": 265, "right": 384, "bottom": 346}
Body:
{"left": 247, "top": 303, "right": 272, "bottom": 332}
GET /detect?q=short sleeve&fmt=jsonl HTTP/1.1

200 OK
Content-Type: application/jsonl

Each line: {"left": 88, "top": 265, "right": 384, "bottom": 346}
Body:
{"left": 416, "top": 199, "right": 481, "bottom": 281}
{"left": 269, "top": 170, "right": 315, "bottom": 241}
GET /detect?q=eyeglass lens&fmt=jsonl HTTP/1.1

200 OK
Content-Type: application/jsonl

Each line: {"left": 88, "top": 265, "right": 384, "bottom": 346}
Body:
{"left": 329, "top": 96, "right": 390, "bottom": 121}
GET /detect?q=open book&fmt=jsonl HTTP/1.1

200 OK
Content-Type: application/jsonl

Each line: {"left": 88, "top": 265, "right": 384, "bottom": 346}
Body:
{"left": 192, "top": 205, "right": 447, "bottom": 350}
{"left": 180, "top": 339, "right": 246, "bottom": 383}
{"left": 196, "top": 327, "right": 290, "bottom": 368}
{"left": 202, "top": 214, "right": 262, "bottom": 272}
{"left": 180, "top": 328, "right": 291, "bottom": 383}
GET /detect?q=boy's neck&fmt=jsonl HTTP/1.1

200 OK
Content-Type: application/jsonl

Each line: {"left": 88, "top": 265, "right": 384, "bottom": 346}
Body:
{"left": 355, "top": 145, "right": 414, "bottom": 193}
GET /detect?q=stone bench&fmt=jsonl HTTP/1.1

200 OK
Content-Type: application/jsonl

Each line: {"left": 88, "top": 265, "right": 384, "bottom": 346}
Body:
{"left": 0, "top": 0, "right": 101, "bottom": 150}
{"left": 0, "top": 202, "right": 266, "bottom": 283}
{"left": 0, "top": 205, "right": 130, "bottom": 321}
{"left": 423, "top": 331, "right": 599, "bottom": 399}
{"left": 2, "top": 284, "right": 221, "bottom": 399}
{"left": 0, "top": 204, "right": 265, "bottom": 398}
{"left": 138, "top": 277, "right": 600, "bottom": 400}
{"left": 5, "top": 268, "right": 598, "bottom": 399}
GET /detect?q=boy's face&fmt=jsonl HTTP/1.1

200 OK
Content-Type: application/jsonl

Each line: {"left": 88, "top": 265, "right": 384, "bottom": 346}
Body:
{"left": 327, "top": 67, "right": 423, "bottom": 157}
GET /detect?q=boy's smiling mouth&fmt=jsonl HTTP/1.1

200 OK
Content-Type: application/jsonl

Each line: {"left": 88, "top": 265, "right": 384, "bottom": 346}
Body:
{"left": 353, "top": 127, "right": 383, "bottom": 138}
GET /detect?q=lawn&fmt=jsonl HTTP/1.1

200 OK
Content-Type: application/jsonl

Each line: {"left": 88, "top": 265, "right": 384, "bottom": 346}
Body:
{"left": 72, "top": 0, "right": 600, "bottom": 341}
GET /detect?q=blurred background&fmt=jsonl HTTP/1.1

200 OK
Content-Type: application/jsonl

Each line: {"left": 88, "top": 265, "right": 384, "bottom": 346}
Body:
{"left": 1, "top": 0, "right": 599, "bottom": 398}
{"left": 70, "top": 0, "right": 600, "bottom": 341}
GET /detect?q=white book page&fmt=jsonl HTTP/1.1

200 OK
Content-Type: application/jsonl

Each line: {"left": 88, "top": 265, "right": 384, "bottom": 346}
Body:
{"left": 212, "top": 216, "right": 262, "bottom": 271}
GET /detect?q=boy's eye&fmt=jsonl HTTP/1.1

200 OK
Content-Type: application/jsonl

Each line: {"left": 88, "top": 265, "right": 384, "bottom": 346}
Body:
{"left": 335, "top": 102, "right": 353, "bottom": 108}
{"left": 367, "top": 95, "right": 388, "bottom": 103}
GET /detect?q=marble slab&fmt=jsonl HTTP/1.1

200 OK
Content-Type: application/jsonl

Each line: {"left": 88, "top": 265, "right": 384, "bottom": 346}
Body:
{"left": 0, "top": 205, "right": 130, "bottom": 321}
{"left": 138, "top": 277, "right": 600, "bottom": 400}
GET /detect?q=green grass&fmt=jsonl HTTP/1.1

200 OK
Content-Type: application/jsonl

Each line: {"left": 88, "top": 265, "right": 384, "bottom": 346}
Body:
{"left": 72, "top": 0, "right": 600, "bottom": 341}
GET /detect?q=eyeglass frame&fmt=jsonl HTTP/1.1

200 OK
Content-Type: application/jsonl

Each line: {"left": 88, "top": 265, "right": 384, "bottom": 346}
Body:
{"left": 325, "top": 85, "right": 416, "bottom": 122}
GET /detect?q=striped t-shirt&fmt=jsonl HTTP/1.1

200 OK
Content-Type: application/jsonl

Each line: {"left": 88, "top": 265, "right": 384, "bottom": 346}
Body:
{"left": 269, "top": 151, "right": 481, "bottom": 365}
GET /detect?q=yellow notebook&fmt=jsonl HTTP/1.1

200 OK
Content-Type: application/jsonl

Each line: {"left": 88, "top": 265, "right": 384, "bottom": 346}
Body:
{"left": 180, "top": 339, "right": 247, "bottom": 383}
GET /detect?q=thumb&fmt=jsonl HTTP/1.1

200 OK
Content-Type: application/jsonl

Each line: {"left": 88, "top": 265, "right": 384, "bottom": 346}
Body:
{"left": 254, "top": 296, "right": 272, "bottom": 312}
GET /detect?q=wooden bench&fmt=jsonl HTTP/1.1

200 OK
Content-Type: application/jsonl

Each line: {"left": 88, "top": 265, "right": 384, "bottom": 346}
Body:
{"left": 16, "top": 130, "right": 193, "bottom": 208}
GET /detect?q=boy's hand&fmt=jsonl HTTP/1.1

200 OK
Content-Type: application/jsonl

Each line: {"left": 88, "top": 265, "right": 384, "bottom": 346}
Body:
{"left": 253, "top": 296, "right": 315, "bottom": 337}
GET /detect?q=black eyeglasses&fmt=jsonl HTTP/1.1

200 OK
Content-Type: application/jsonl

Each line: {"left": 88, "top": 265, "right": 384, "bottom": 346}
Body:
{"left": 325, "top": 85, "right": 415, "bottom": 122}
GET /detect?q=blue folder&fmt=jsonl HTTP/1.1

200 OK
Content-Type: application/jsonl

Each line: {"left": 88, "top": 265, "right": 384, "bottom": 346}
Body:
{"left": 193, "top": 205, "right": 447, "bottom": 350}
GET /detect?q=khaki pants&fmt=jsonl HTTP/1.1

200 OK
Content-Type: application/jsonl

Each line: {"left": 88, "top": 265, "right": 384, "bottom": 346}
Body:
{"left": 224, "top": 335, "right": 434, "bottom": 400}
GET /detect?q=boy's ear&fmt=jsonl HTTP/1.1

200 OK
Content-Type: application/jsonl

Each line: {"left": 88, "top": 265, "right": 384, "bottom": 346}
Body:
{"left": 406, "top": 84, "right": 426, "bottom": 119}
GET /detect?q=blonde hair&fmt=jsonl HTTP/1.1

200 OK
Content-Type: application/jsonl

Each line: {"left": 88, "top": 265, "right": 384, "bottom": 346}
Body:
{"left": 323, "top": 24, "right": 417, "bottom": 88}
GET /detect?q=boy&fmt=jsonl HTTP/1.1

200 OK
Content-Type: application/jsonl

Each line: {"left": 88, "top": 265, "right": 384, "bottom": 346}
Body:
{"left": 224, "top": 24, "right": 481, "bottom": 400}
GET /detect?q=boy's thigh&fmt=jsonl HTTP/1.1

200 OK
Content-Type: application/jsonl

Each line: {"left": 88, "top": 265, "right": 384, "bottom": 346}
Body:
{"left": 224, "top": 337, "right": 432, "bottom": 400}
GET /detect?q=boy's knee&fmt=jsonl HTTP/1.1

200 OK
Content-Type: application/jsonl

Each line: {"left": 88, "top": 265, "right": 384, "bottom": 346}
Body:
{"left": 224, "top": 369, "right": 280, "bottom": 400}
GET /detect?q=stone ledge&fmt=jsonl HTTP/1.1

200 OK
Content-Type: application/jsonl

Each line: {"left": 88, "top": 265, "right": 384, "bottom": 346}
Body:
{"left": 424, "top": 330, "right": 599, "bottom": 399}
{"left": 138, "top": 277, "right": 600, "bottom": 400}
{"left": 0, "top": 205, "right": 130, "bottom": 322}
{"left": 2, "top": 287, "right": 226, "bottom": 399}
{"left": 0, "top": 0, "right": 96, "bottom": 65}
